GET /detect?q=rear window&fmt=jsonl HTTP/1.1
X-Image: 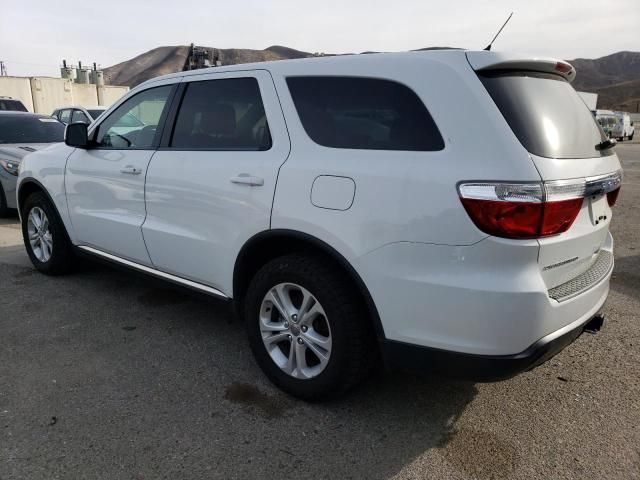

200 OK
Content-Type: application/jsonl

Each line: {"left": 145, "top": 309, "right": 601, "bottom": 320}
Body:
{"left": 286, "top": 76, "right": 444, "bottom": 151}
{"left": 0, "top": 116, "right": 64, "bottom": 144}
{"left": 479, "top": 71, "right": 608, "bottom": 159}
{"left": 0, "top": 99, "right": 28, "bottom": 112}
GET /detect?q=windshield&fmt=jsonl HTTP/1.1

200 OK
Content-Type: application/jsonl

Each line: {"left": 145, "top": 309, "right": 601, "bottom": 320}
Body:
{"left": 0, "top": 116, "right": 65, "bottom": 144}
{"left": 597, "top": 116, "right": 616, "bottom": 128}
{"left": 479, "top": 71, "right": 609, "bottom": 159}
{"left": 87, "top": 109, "right": 105, "bottom": 120}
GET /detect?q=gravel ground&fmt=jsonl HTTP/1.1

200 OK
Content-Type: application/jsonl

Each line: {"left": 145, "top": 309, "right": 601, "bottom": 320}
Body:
{"left": 0, "top": 144, "right": 639, "bottom": 480}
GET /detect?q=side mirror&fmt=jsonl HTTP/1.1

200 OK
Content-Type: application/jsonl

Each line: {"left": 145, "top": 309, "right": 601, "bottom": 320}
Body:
{"left": 65, "top": 122, "right": 89, "bottom": 148}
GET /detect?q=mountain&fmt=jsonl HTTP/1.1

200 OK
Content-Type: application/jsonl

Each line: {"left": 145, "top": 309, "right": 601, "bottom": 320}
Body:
{"left": 104, "top": 45, "right": 313, "bottom": 87}
{"left": 568, "top": 51, "right": 640, "bottom": 111}
{"left": 105, "top": 47, "right": 640, "bottom": 112}
{"left": 104, "top": 46, "right": 191, "bottom": 87}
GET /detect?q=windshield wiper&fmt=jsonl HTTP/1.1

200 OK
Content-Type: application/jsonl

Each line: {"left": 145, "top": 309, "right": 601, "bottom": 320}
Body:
{"left": 595, "top": 138, "right": 616, "bottom": 151}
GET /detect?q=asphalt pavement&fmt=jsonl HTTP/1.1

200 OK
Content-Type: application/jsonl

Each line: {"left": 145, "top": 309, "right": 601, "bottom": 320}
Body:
{"left": 1, "top": 143, "right": 639, "bottom": 480}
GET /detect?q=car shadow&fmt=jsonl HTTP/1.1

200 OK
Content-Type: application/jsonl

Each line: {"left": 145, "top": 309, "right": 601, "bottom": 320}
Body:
{"left": 1, "top": 252, "right": 480, "bottom": 479}
{"left": 610, "top": 254, "right": 640, "bottom": 301}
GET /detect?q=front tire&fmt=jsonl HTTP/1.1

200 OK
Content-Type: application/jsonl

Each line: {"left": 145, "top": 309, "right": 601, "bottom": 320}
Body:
{"left": 21, "top": 191, "right": 75, "bottom": 275}
{"left": 0, "top": 183, "right": 10, "bottom": 218}
{"left": 245, "top": 254, "right": 375, "bottom": 400}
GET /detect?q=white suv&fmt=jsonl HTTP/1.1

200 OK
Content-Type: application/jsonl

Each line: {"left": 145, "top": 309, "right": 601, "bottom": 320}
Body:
{"left": 17, "top": 50, "right": 622, "bottom": 399}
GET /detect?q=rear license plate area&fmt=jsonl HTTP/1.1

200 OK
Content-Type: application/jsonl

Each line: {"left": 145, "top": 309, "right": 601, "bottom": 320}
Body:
{"left": 589, "top": 194, "right": 608, "bottom": 226}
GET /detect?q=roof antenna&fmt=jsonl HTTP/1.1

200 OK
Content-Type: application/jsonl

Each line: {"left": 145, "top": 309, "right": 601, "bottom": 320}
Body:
{"left": 484, "top": 12, "right": 513, "bottom": 51}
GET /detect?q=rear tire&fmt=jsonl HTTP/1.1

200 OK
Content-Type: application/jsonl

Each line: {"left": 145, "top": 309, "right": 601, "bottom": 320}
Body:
{"left": 21, "top": 191, "right": 76, "bottom": 275}
{"left": 245, "top": 253, "right": 375, "bottom": 400}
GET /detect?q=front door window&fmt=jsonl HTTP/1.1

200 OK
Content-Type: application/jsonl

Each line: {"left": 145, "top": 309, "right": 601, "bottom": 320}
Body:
{"left": 95, "top": 86, "right": 172, "bottom": 149}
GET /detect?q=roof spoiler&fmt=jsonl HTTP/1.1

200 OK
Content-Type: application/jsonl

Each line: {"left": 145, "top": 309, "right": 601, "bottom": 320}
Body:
{"left": 466, "top": 51, "right": 576, "bottom": 83}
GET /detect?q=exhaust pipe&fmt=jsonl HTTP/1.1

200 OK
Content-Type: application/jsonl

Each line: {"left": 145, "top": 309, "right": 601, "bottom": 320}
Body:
{"left": 584, "top": 314, "right": 605, "bottom": 334}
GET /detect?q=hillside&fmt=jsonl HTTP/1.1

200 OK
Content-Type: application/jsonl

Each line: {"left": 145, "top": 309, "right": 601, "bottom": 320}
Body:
{"left": 104, "top": 45, "right": 313, "bottom": 86}
{"left": 568, "top": 51, "right": 640, "bottom": 111}
{"left": 105, "top": 47, "right": 640, "bottom": 112}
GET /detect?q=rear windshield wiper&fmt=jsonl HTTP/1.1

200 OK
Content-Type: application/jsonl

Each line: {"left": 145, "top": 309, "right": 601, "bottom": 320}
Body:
{"left": 595, "top": 138, "right": 616, "bottom": 151}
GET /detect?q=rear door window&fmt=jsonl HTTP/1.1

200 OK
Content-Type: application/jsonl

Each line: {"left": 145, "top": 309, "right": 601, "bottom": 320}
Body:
{"left": 286, "top": 76, "right": 444, "bottom": 151}
{"left": 170, "top": 77, "right": 271, "bottom": 151}
{"left": 479, "top": 71, "right": 608, "bottom": 159}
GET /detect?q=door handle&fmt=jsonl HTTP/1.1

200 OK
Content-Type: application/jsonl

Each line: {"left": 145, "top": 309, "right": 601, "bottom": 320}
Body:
{"left": 230, "top": 174, "right": 264, "bottom": 186}
{"left": 120, "top": 165, "right": 142, "bottom": 175}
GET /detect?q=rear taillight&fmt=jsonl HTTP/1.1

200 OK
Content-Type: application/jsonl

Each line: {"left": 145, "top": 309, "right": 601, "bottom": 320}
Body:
{"left": 460, "top": 198, "right": 543, "bottom": 239}
{"left": 539, "top": 199, "right": 584, "bottom": 236}
{"left": 459, "top": 182, "right": 582, "bottom": 239}
{"left": 458, "top": 172, "right": 623, "bottom": 239}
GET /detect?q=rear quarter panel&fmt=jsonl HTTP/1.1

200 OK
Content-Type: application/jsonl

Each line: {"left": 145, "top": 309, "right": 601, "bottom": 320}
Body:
{"left": 269, "top": 52, "right": 542, "bottom": 262}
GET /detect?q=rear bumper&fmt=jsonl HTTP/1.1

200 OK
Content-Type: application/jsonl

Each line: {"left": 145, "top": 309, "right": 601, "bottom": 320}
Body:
{"left": 382, "top": 313, "right": 605, "bottom": 381}
{"left": 355, "top": 234, "right": 613, "bottom": 356}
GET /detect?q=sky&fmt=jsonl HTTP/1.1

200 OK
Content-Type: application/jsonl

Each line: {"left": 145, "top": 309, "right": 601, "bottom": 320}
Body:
{"left": 2, "top": 0, "right": 639, "bottom": 77}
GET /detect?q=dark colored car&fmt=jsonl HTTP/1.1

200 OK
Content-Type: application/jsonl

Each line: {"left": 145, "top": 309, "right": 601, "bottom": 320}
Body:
{"left": 0, "top": 112, "right": 65, "bottom": 216}
{"left": 0, "top": 96, "right": 28, "bottom": 112}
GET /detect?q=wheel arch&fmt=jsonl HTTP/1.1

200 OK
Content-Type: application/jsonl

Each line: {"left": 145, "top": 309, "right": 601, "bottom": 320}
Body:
{"left": 17, "top": 178, "right": 68, "bottom": 233}
{"left": 233, "top": 229, "right": 386, "bottom": 340}
{"left": 18, "top": 178, "right": 52, "bottom": 213}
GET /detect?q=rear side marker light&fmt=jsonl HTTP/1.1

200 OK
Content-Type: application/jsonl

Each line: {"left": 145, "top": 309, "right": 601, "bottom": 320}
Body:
{"left": 458, "top": 171, "right": 622, "bottom": 239}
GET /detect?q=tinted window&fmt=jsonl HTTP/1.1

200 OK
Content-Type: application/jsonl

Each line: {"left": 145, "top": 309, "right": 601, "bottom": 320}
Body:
{"left": 59, "top": 109, "right": 71, "bottom": 124}
{"left": 71, "top": 109, "right": 91, "bottom": 124}
{"left": 87, "top": 109, "right": 105, "bottom": 120}
{"left": 171, "top": 78, "right": 271, "bottom": 150}
{"left": 0, "top": 115, "right": 64, "bottom": 144}
{"left": 95, "top": 85, "right": 172, "bottom": 149}
{"left": 0, "top": 99, "right": 28, "bottom": 112}
{"left": 479, "top": 71, "right": 608, "bottom": 159}
{"left": 286, "top": 77, "right": 444, "bottom": 151}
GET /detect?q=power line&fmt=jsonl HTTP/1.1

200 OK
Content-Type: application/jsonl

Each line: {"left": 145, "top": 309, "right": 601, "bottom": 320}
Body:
{"left": 2, "top": 59, "right": 61, "bottom": 68}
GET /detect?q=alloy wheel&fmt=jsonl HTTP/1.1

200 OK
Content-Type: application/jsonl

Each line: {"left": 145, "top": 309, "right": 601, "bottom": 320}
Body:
{"left": 27, "top": 207, "right": 53, "bottom": 262}
{"left": 259, "top": 283, "right": 332, "bottom": 379}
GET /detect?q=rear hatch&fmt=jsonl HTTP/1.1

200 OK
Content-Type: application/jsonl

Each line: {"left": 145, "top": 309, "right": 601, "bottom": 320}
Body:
{"left": 466, "top": 52, "right": 622, "bottom": 300}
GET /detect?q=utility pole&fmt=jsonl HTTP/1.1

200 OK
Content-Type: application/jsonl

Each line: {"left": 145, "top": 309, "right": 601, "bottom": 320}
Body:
{"left": 0, "top": 61, "right": 7, "bottom": 76}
